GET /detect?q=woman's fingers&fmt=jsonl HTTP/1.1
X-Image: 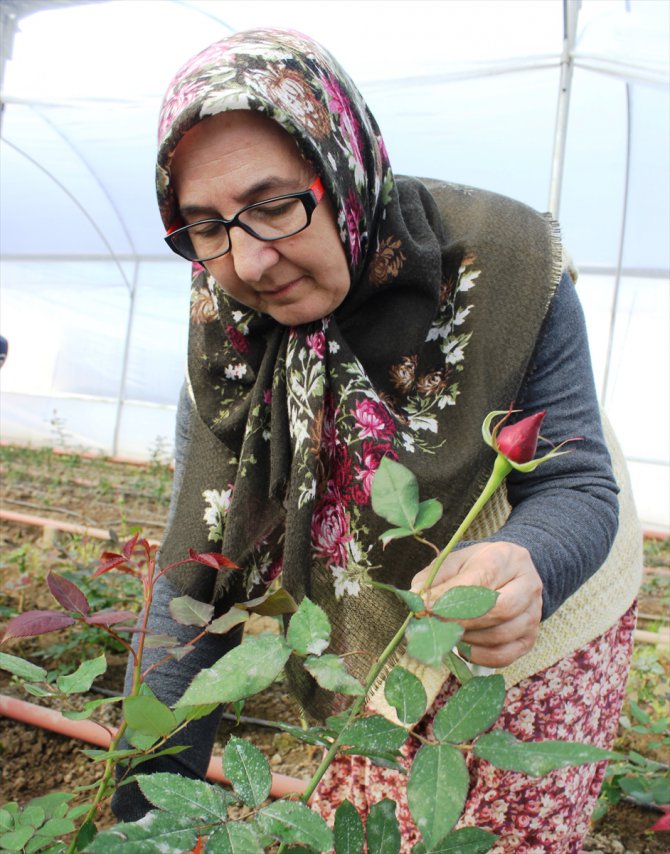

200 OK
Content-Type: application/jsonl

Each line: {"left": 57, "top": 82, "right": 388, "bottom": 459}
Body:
{"left": 410, "top": 541, "right": 544, "bottom": 667}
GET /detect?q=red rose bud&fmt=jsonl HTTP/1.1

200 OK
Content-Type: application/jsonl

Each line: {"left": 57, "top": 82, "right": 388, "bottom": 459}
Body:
{"left": 496, "top": 411, "right": 546, "bottom": 463}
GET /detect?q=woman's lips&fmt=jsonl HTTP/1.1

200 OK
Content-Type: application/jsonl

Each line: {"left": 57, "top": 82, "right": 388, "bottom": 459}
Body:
{"left": 261, "top": 277, "right": 302, "bottom": 298}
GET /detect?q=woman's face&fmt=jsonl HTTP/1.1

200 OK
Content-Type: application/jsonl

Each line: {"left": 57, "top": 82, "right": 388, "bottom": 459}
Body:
{"left": 171, "top": 111, "right": 351, "bottom": 326}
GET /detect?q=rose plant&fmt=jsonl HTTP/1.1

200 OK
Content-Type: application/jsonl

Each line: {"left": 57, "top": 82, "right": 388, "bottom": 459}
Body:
{"left": 1, "top": 409, "right": 622, "bottom": 854}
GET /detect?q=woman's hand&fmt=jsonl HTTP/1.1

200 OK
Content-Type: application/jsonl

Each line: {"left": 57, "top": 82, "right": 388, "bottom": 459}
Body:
{"left": 411, "top": 541, "right": 543, "bottom": 668}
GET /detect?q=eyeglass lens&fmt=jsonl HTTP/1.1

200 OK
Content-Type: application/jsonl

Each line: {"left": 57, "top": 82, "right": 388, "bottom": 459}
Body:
{"left": 171, "top": 196, "right": 310, "bottom": 261}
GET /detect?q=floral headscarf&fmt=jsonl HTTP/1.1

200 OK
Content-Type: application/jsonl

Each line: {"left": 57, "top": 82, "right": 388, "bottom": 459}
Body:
{"left": 157, "top": 29, "right": 560, "bottom": 719}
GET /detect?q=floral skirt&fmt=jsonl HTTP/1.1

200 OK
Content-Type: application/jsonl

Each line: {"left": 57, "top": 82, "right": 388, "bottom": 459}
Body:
{"left": 312, "top": 603, "right": 637, "bottom": 853}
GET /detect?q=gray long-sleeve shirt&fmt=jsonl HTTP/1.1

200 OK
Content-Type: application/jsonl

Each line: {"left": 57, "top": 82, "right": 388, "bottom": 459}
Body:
{"left": 112, "top": 273, "right": 619, "bottom": 820}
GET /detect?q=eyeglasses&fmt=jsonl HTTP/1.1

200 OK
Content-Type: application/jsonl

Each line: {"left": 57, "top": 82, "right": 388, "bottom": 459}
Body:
{"left": 165, "top": 177, "right": 325, "bottom": 262}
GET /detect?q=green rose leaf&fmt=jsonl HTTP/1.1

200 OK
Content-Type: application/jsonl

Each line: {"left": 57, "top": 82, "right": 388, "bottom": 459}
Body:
{"left": 243, "top": 587, "right": 299, "bottom": 617}
{"left": 445, "top": 650, "right": 474, "bottom": 685}
{"left": 223, "top": 735, "right": 272, "bottom": 807}
{"left": 83, "top": 811, "right": 197, "bottom": 852}
{"left": 380, "top": 527, "right": 416, "bottom": 546}
{"left": 414, "top": 499, "right": 443, "bottom": 532}
{"left": 0, "top": 826, "right": 34, "bottom": 851}
{"left": 304, "top": 655, "right": 365, "bottom": 696}
{"left": 366, "top": 798, "right": 400, "bottom": 854}
{"left": 406, "top": 618, "right": 462, "bottom": 667}
{"left": 207, "top": 608, "right": 248, "bottom": 634}
{"left": 137, "top": 772, "right": 233, "bottom": 819}
{"left": 176, "top": 634, "right": 291, "bottom": 706}
{"left": 407, "top": 744, "right": 469, "bottom": 848}
{"left": 123, "top": 694, "right": 176, "bottom": 738}
{"left": 0, "top": 809, "right": 14, "bottom": 833}
{"left": 258, "top": 800, "right": 333, "bottom": 851}
{"left": 334, "top": 799, "right": 364, "bottom": 854}
{"left": 23, "top": 684, "right": 54, "bottom": 698}
{"left": 32, "top": 816, "right": 76, "bottom": 840}
{"left": 433, "top": 675, "right": 506, "bottom": 744}
{"left": 173, "top": 702, "right": 219, "bottom": 725}
{"left": 0, "top": 652, "right": 47, "bottom": 683}
{"left": 473, "top": 731, "right": 622, "bottom": 777}
{"left": 287, "top": 597, "right": 331, "bottom": 656}
{"left": 62, "top": 695, "right": 124, "bottom": 721}
{"left": 16, "top": 805, "right": 44, "bottom": 828}
{"left": 207, "top": 822, "right": 264, "bottom": 853}
{"left": 169, "top": 594, "right": 215, "bottom": 627}
{"left": 342, "top": 715, "right": 407, "bottom": 754}
{"left": 384, "top": 667, "right": 427, "bottom": 725}
{"left": 56, "top": 653, "right": 107, "bottom": 694}
{"left": 371, "top": 457, "right": 419, "bottom": 529}
{"left": 411, "top": 826, "right": 498, "bottom": 853}
{"left": 431, "top": 586, "right": 498, "bottom": 620}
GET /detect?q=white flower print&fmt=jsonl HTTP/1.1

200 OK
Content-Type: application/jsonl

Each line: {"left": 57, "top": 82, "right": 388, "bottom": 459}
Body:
{"left": 224, "top": 363, "right": 248, "bottom": 380}
{"left": 202, "top": 487, "right": 233, "bottom": 543}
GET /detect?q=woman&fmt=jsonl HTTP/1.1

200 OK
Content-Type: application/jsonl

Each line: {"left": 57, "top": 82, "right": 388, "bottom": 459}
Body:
{"left": 112, "top": 29, "right": 641, "bottom": 851}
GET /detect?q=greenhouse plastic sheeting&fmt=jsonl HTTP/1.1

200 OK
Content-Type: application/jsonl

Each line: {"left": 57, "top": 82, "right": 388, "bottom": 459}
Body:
{"left": 0, "top": 0, "right": 668, "bottom": 529}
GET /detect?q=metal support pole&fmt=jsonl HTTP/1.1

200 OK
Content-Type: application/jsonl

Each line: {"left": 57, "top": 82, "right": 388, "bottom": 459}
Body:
{"left": 548, "top": 0, "right": 581, "bottom": 218}
{"left": 111, "top": 260, "right": 140, "bottom": 457}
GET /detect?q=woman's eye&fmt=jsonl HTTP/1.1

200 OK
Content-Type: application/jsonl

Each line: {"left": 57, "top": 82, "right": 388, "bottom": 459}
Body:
{"left": 249, "top": 200, "right": 296, "bottom": 220}
{"left": 191, "top": 221, "right": 224, "bottom": 237}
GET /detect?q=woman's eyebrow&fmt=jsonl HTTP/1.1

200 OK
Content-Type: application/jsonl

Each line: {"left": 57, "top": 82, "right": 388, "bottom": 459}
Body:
{"left": 178, "top": 176, "right": 308, "bottom": 221}
{"left": 233, "top": 176, "right": 306, "bottom": 204}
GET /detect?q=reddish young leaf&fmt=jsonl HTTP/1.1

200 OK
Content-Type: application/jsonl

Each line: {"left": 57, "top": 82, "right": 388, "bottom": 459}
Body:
{"left": 122, "top": 531, "right": 141, "bottom": 560}
{"left": 2, "top": 610, "right": 76, "bottom": 641}
{"left": 93, "top": 554, "right": 135, "bottom": 578}
{"left": 47, "top": 572, "right": 89, "bottom": 615}
{"left": 650, "top": 811, "right": 670, "bottom": 832}
{"left": 187, "top": 549, "right": 239, "bottom": 570}
{"left": 85, "top": 610, "right": 137, "bottom": 626}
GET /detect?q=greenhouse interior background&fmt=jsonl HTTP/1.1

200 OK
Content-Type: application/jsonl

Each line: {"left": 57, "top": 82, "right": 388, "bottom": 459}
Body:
{"left": 0, "top": 0, "right": 668, "bottom": 531}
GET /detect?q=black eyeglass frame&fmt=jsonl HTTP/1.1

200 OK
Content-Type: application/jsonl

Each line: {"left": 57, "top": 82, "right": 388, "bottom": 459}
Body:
{"left": 164, "top": 177, "right": 325, "bottom": 262}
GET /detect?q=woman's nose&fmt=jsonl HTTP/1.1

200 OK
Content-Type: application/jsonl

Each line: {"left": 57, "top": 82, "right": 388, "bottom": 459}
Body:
{"left": 228, "top": 228, "right": 279, "bottom": 283}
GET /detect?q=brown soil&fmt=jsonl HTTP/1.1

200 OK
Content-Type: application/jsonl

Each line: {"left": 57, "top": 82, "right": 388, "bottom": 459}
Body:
{"left": 1, "top": 445, "right": 669, "bottom": 852}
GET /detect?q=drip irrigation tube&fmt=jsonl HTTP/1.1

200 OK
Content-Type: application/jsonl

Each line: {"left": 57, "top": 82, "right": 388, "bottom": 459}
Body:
{"left": 0, "top": 694, "right": 308, "bottom": 799}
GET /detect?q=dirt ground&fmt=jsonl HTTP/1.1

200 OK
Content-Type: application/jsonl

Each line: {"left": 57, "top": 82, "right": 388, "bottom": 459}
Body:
{"left": 1, "top": 446, "right": 668, "bottom": 852}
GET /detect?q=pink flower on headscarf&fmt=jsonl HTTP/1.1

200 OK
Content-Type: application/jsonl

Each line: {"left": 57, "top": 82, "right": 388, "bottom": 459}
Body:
{"left": 306, "top": 331, "right": 326, "bottom": 360}
{"left": 226, "top": 325, "right": 249, "bottom": 354}
{"left": 311, "top": 489, "right": 351, "bottom": 569}
{"left": 322, "top": 75, "right": 365, "bottom": 173}
{"left": 355, "top": 442, "right": 398, "bottom": 501}
{"left": 263, "top": 388, "right": 273, "bottom": 405}
{"left": 331, "top": 442, "right": 354, "bottom": 497}
{"left": 344, "top": 189, "right": 365, "bottom": 267}
{"left": 352, "top": 399, "right": 395, "bottom": 441}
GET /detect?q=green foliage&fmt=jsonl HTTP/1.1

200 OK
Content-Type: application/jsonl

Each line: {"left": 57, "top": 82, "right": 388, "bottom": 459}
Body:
{"left": 473, "top": 731, "right": 620, "bottom": 776}
{"left": 431, "top": 586, "right": 498, "bottom": 620}
{"left": 137, "top": 773, "right": 234, "bottom": 819}
{"left": 304, "top": 654, "right": 365, "bottom": 695}
{"left": 176, "top": 634, "right": 291, "bottom": 706}
{"left": 286, "top": 597, "right": 331, "bottom": 656}
{"left": 407, "top": 744, "right": 469, "bottom": 847}
{"left": 256, "top": 800, "right": 332, "bottom": 850}
{"left": 371, "top": 457, "right": 443, "bottom": 543}
{"left": 384, "top": 666, "right": 427, "bottom": 725}
{"left": 84, "top": 812, "right": 197, "bottom": 853}
{"left": 411, "top": 827, "right": 499, "bottom": 853}
{"left": 0, "top": 794, "right": 86, "bottom": 854}
{"left": 222, "top": 736, "right": 272, "bottom": 806}
{"left": 593, "top": 697, "right": 670, "bottom": 820}
{"left": 405, "top": 617, "right": 463, "bottom": 667}
{"left": 1, "top": 451, "right": 634, "bottom": 854}
{"left": 433, "top": 676, "right": 505, "bottom": 744}
{"left": 334, "top": 800, "right": 364, "bottom": 854}
{"left": 366, "top": 799, "right": 400, "bottom": 854}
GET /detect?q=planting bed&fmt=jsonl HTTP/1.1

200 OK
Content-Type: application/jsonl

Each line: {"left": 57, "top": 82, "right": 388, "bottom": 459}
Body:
{"left": 1, "top": 444, "right": 668, "bottom": 852}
